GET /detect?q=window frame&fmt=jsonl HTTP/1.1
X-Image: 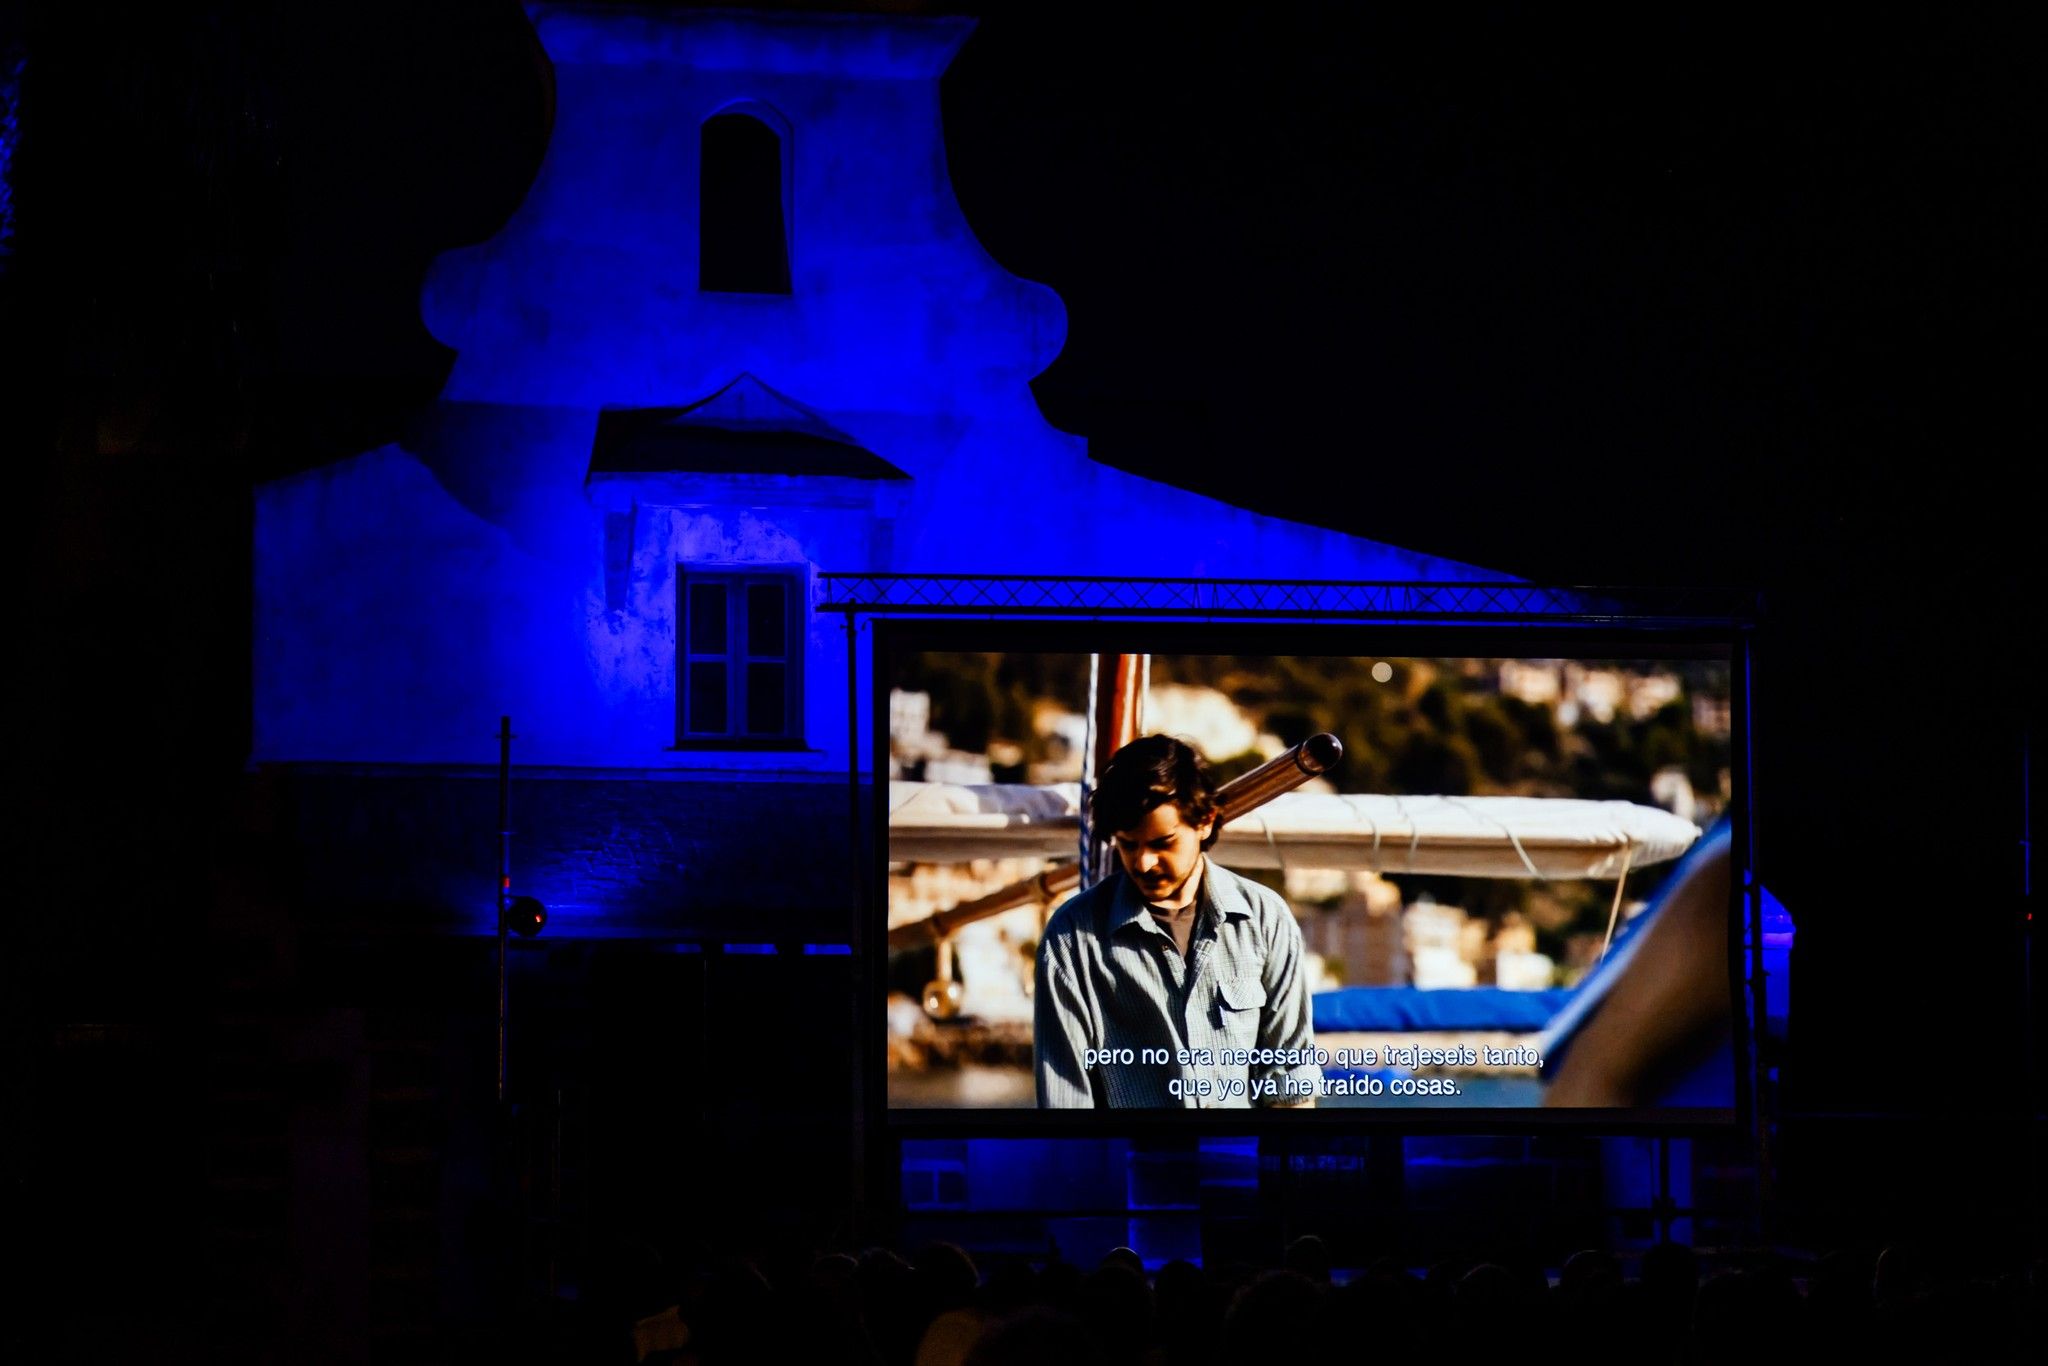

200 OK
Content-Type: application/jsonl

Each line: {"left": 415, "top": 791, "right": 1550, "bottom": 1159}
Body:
{"left": 674, "top": 566, "right": 807, "bottom": 750}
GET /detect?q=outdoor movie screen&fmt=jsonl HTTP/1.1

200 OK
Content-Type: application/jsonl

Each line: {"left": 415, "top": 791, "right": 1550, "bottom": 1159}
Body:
{"left": 882, "top": 641, "right": 1741, "bottom": 1121}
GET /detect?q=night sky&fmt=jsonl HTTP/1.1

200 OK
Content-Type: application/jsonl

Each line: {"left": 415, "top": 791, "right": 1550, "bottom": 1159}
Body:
{"left": 18, "top": 4, "right": 2035, "bottom": 576}
{"left": 8, "top": 0, "right": 2038, "bottom": 1233}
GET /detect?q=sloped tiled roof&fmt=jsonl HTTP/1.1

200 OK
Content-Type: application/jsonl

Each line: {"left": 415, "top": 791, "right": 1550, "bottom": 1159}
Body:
{"left": 588, "top": 374, "right": 908, "bottom": 479}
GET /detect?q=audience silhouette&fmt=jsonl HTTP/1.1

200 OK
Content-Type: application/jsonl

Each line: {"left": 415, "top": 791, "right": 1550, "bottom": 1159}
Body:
{"left": 553, "top": 1232, "right": 2045, "bottom": 1365}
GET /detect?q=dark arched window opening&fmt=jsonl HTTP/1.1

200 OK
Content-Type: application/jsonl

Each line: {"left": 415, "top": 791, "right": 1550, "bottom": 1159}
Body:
{"left": 699, "top": 112, "right": 790, "bottom": 294}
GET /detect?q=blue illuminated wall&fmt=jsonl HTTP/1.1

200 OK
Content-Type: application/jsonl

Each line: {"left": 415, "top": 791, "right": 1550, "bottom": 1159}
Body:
{"left": 250, "top": 5, "right": 1502, "bottom": 933}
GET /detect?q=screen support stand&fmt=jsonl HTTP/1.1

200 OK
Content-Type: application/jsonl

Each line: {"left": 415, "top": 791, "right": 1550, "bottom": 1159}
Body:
{"left": 1654, "top": 1135, "right": 1674, "bottom": 1244}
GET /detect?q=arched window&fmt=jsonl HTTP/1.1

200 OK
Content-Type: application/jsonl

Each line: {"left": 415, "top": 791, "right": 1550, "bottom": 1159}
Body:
{"left": 699, "top": 112, "right": 790, "bottom": 294}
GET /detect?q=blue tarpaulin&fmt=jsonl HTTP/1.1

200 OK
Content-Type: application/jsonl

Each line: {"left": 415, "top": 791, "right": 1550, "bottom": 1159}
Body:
{"left": 1312, "top": 986, "right": 1576, "bottom": 1033}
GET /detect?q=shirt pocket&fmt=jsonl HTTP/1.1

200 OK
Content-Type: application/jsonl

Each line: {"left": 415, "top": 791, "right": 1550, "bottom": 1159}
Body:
{"left": 1216, "top": 977, "right": 1267, "bottom": 1044}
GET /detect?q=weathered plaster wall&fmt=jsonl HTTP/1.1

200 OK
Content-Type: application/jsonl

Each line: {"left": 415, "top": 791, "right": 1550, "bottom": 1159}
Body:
{"left": 254, "top": 4, "right": 1500, "bottom": 778}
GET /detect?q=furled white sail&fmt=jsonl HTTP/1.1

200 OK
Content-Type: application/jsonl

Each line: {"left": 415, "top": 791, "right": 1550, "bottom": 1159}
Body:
{"left": 889, "top": 782, "right": 1699, "bottom": 879}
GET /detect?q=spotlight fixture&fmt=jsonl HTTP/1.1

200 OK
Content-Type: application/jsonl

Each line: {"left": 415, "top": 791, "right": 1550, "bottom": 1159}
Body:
{"left": 507, "top": 895, "right": 547, "bottom": 938}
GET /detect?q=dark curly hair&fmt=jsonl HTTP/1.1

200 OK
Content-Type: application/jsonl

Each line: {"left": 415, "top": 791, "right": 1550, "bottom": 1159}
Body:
{"left": 1088, "top": 734, "right": 1221, "bottom": 849}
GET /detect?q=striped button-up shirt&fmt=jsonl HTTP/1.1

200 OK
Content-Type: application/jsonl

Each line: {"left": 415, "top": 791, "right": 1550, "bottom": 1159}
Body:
{"left": 1034, "top": 858, "right": 1321, "bottom": 1108}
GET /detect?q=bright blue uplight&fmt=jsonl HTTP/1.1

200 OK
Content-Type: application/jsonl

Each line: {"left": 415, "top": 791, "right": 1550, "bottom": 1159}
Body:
{"left": 1759, "top": 884, "right": 1794, "bottom": 1038}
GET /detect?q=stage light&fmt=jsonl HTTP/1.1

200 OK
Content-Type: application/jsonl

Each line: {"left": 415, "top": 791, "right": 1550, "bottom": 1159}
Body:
{"left": 506, "top": 895, "right": 547, "bottom": 937}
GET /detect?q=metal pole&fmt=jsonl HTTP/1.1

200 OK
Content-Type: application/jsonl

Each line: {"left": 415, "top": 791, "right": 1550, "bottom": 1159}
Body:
{"left": 2020, "top": 725, "right": 2037, "bottom": 1256}
{"left": 847, "top": 612, "right": 869, "bottom": 1239}
{"left": 1739, "top": 630, "right": 1774, "bottom": 1241}
{"left": 497, "top": 715, "right": 512, "bottom": 1106}
{"left": 1081, "top": 653, "right": 1148, "bottom": 890}
{"left": 1656, "top": 1135, "right": 1673, "bottom": 1244}
{"left": 1079, "top": 654, "right": 1101, "bottom": 886}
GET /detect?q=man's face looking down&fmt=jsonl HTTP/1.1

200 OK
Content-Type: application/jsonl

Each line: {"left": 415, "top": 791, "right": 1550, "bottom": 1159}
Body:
{"left": 1111, "top": 801, "right": 1214, "bottom": 905}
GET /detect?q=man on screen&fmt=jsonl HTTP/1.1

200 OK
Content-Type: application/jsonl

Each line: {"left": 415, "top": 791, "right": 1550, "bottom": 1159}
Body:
{"left": 1035, "top": 735, "right": 1319, "bottom": 1108}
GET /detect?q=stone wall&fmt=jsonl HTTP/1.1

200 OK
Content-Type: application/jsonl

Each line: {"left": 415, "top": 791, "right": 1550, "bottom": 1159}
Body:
{"left": 274, "top": 767, "right": 866, "bottom": 940}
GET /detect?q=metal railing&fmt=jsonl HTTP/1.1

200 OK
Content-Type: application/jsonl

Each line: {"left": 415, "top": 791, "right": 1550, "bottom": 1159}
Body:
{"left": 819, "top": 575, "right": 1754, "bottom": 624}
